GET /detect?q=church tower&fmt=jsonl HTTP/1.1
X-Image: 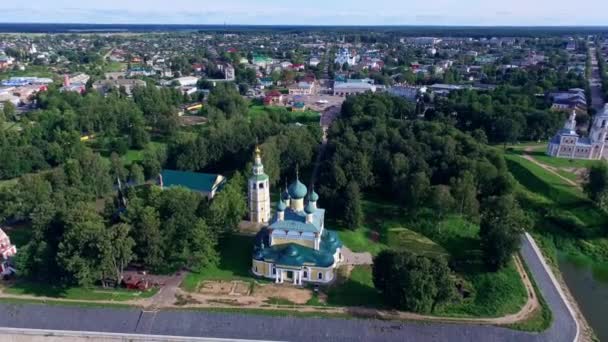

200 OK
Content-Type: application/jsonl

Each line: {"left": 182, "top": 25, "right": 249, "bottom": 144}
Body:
{"left": 248, "top": 146, "right": 271, "bottom": 223}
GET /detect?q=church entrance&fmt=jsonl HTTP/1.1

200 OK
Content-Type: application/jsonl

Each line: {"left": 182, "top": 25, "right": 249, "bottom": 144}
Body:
{"left": 286, "top": 271, "right": 293, "bottom": 280}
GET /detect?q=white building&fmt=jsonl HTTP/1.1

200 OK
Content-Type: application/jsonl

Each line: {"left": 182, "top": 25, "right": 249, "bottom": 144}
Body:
{"left": 288, "top": 81, "right": 318, "bottom": 96}
{"left": 248, "top": 147, "right": 271, "bottom": 224}
{"left": 333, "top": 80, "right": 376, "bottom": 96}
{"left": 547, "top": 105, "right": 608, "bottom": 160}
{"left": 335, "top": 48, "right": 356, "bottom": 66}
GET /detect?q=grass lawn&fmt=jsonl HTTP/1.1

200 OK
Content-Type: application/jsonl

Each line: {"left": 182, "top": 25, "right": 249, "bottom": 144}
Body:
{"left": 325, "top": 266, "right": 384, "bottom": 308}
{"left": 4, "top": 281, "right": 158, "bottom": 302}
{"left": 435, "top": 260, "right": 528, "bottom": 317}
{"left": 182, "top": 234, "right": 254, "bottom": 292}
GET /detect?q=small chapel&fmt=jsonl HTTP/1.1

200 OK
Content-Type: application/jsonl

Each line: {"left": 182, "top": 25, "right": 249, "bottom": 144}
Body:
{"left": 547, "top": 104, "right": 608, "bottom": 160}
{"left": 248, "top": 147, "right": 343, "bottom": 285}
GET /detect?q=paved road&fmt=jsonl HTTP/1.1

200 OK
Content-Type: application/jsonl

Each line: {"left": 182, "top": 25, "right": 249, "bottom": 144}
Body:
{"left": 0, "top": 234, "right": 580, "bottom": 342}
{"left": 588, "top": 47, "right": 605, "bottom": 112}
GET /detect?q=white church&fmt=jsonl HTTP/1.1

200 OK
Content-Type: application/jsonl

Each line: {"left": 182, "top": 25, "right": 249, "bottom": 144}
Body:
{"left": 547, "top": 104, "right": 608, "bottom": 160}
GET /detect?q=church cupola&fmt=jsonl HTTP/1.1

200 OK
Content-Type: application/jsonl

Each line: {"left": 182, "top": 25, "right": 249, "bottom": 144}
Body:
{"left": 305, "top": 201, "right": 315, "bottom": 224}
{"left": 277, "top": 198, "right": 286, "bottom": 221}
{"left": 308, "top": 188, "right": 319, "bottom": 210}
{"left": 288, "top": 170, "right": 307, "bottom": 212}
{"left": 281, "top": 186, "right": 291, "bottom": 207}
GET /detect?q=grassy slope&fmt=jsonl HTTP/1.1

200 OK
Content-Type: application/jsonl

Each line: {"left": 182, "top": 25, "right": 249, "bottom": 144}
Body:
{"left": 504, "top": 150, "right": 608, "bottom": 263}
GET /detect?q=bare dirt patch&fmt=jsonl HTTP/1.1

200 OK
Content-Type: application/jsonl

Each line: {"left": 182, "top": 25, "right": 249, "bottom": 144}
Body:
{"left": 199, "top": 281, "right": 233, "bottom": 295}
{"left": 252, "top": 283, "right": 312, "bottom": 305}
{"left": 231, "top": 281, "right": 252, "bottom": 296}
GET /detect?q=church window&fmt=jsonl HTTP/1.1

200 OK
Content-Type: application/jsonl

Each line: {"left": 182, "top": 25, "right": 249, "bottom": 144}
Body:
{"left": 259, "top": 182, "right": 264, "bottom": 189}
{"left": 272, "top": 267, "right": 276, "bottom": 275}
{"left": 255, "top": 265, "right": 258, "bottom": 273}
{"left": 252, "top": 183, "right": 257, "bottom": 190}
{"left": 303, "top": 271, "right": 308, "bottom": 279}
{"left": 318, "top": 272, "right": 323, "bottom": 280}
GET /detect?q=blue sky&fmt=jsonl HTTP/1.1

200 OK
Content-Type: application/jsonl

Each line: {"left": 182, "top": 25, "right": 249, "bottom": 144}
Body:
{"left": 0, "top": 0, "right": 606, "bottom": 26}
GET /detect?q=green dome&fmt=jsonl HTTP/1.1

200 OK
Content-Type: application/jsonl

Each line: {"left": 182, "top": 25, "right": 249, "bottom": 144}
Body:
{"left": 309, "top": 189, "right": 319, "bottom": 202}
{"left": 305, "top": 201, "right": 316, "bottom": 214}
{"left": 288, "top": 179, "right": 308, "bottom": 199}
{"left": 277, "top": 199, "right": 286, "bottom": 212}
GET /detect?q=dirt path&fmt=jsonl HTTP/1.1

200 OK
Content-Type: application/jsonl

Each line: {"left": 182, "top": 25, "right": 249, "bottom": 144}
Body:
{"left": 522, "top": 146, "right": 581, "bottom": 188}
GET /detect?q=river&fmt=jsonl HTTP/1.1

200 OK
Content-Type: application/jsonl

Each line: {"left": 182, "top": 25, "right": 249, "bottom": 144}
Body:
{"left": 559, "top": 254, "right": 608, "bottom": 341}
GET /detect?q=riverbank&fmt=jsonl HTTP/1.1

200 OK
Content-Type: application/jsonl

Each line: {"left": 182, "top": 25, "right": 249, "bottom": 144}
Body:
{"left": 503, "top": 144, "right": 607, "bottom": 341}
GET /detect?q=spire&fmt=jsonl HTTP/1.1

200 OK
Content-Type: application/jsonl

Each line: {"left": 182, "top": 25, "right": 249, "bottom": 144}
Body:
{"left": 564, "top": 110, "right": 576, "bottom": 131}
{"left": 295, "top": 163, "right": 299, "bottom": 180}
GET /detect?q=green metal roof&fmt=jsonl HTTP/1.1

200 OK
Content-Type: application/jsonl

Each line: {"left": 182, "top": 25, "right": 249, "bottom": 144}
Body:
{"left": 251, "top": 174, "right": 269, "bottom": 181}
{"left": 253, "top": 228, "right": 342, "bottom": 268}
{"left": 161, "top": 169, "right": 224, "bottom": 194}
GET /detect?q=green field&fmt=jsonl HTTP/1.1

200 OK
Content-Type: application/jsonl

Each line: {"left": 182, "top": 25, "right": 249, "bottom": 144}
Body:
{"left": 182, "top": 234, "right": 254, "bottom": 292}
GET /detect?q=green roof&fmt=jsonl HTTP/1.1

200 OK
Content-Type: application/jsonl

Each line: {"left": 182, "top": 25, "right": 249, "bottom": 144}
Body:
{"left": 253, "top": 228, "right": 342, "bottom": 268}
{"left": 251, "top": 174, "right": 269, "bottom": 181}
{"left": 161, "top": 169, "right": 225, "bottom": 194}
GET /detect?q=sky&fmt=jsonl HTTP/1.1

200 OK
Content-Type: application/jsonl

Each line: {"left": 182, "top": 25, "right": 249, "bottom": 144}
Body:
{"left": 0, "top": 0, "right": 607, "bottom": 26}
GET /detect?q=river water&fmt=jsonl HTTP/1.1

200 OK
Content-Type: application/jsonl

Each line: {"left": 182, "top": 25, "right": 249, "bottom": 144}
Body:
{"left": 558, "top": 255, "right": 608, "bottom": 341}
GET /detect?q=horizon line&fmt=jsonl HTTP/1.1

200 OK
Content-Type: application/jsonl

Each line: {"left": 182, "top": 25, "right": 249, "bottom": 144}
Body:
{"left": 1, "top": 22, "right": 608, "bottom": 28}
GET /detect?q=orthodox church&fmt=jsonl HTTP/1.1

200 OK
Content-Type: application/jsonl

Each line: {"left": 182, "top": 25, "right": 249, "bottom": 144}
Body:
{"left": 547, "top": 104, "right": 608, "bottom": 160}
{"left": 248, "top": 147, "right": 343, "bottom": 285}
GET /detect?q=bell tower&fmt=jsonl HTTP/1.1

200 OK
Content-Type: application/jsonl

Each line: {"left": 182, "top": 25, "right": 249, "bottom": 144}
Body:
{"left": 248, "top": 146, "right": 271, "bottom": 223}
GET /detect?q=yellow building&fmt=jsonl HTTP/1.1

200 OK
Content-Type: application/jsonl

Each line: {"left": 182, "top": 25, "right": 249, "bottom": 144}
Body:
{"left": 250, "top": 152, "right": 343, "bottom": 285}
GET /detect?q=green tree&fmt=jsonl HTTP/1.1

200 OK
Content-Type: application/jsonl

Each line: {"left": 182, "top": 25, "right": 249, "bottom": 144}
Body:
{"left": 57, "top": 203, "right": 109, "bottom": 287}
{"left": 373, "top": 250, "right": 454, "bottom": 313}
{"left": 583, "top": 162, "right": 608, "bottom": 209}
{"left": 129, "top": 163, "right": 145, "bottom": 185}
{"left": 343, "top": 181, "right": 363, "bottom": 230}
{"left": 206, "top": 172, "right": 247, "bottom": 235}
{"left": 479, "top": 195, "right": 528, "bottom": 270}
{"left": 450, "top": 172, "right": 479, "bottom": 221}
{"left": 103, "top": 223, "right": 135, "bottom": 286}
